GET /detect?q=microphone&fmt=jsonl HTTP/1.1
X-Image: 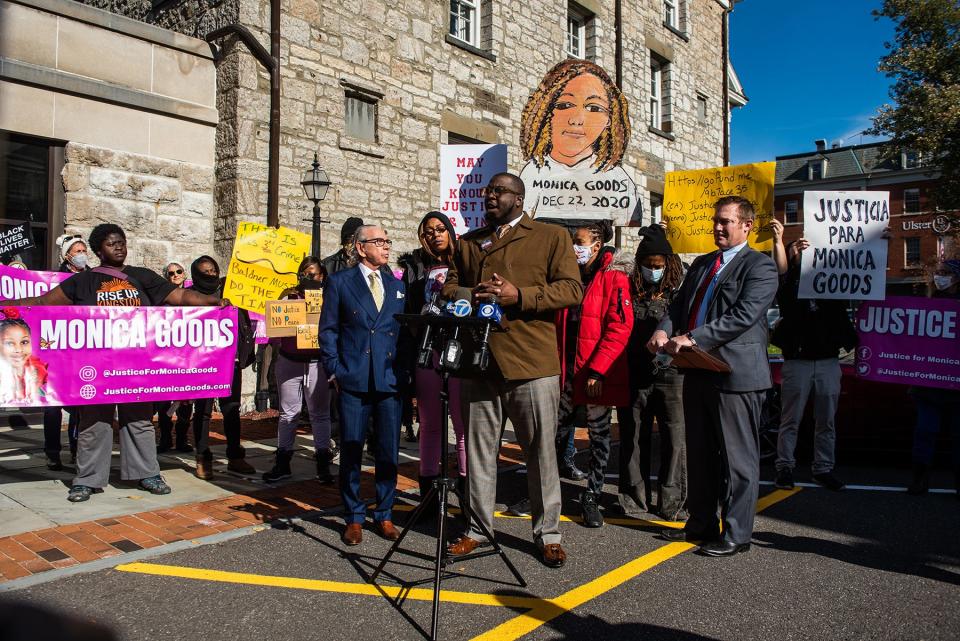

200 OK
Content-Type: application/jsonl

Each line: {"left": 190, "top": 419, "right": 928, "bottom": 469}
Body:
{"left": 420, "top": 289, "right": 444, "bottom": 316}
{"left": 417, "top": 291, "right": 442, "bottom": 368}
{"left": 475, "top": 300, "right": 501, "bottom": 371}
{"left": 477, "top": 301, "right": 503, "bottom": 323}
{"left": 445, "top": 299, "right": 472, "bottom": 317}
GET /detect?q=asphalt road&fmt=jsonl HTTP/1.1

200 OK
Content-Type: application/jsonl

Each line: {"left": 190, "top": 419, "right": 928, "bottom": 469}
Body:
{"left": 7, "top": 463, "right": 960, "bottom": 641}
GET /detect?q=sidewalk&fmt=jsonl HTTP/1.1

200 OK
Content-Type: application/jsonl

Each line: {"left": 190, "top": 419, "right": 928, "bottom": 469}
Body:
{"left": 0, "top": 411, "right": 533, "bottom": 584}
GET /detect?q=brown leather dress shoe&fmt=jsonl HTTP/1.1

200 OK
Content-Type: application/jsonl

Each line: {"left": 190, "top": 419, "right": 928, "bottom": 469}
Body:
{"left": 541, "top": 543, "right": 567, "bottom": 568}
{"left": 341, "top": 523, "right": 363, "bottom": 546}
{"left": 446, "top": 535, "right": 487, "bottom": 556}
{"left": 374, "top": 520, "right": 400, "bottom": 541}
{"left": 194, "top": 458, "right": 214, "bottom": 481}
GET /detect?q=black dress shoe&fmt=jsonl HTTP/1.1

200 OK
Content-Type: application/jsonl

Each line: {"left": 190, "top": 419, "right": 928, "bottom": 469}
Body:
{"left": 659, "top": 528, "right": 718, "bottom": 543}
{"left": 697, "top": 539, "right": 750, "bottom": 557}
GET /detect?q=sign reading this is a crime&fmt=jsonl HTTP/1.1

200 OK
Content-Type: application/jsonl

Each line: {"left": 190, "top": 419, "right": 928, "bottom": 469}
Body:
{"left": 663, "top": 162, "right": 776, "bottom": 254}
{"left": 798, "top": 191, "right": 889, "bottom": 300}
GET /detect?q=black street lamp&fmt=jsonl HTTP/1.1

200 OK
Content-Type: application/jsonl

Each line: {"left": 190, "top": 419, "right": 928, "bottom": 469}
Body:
{"left": 301, "top": 152, "right": 332, "bottom": 258}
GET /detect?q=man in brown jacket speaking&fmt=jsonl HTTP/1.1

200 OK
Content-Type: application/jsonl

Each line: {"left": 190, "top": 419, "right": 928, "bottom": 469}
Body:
{"left": 443, "top": 172, "right": 582, "bottom": 568}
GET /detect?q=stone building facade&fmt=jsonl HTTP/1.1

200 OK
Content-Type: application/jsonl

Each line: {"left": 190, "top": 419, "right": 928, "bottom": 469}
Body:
{"left": 0, "top": 0, "right": 218, "bottom": 270}
{"left": 81, "top": 0, "right": 739, "bottom": 260}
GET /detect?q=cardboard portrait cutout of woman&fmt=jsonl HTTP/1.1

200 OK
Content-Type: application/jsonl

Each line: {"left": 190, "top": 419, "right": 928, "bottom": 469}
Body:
{"left": 519, "top": 59, "right": 642, "bottom": 227}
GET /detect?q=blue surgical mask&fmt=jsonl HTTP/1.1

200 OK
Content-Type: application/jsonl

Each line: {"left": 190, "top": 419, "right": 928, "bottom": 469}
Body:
{"left": 641, "top": 265, "right": 664, "bottom": 283}
{"left": 69, "top": 253, "right": 88, "bottom": 270}
{"left": 573, "top": 244, "right": 593, "bottom": 265}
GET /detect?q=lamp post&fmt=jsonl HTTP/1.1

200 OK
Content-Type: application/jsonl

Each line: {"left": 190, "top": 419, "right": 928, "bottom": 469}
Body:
{"left": 301, "top": 152, "right": 332, "bottom": 258}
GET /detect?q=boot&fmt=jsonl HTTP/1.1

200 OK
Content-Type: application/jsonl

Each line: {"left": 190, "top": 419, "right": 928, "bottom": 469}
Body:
{"left": 195, "top": 457, "right": 214, "bottom": 481}
{"left": 315, "top": 449, "right": 335, "bottom": 484}
{"left": 262, "top": 449, "right": 294, "bottom": 482}
{"left": 581, "top": 490, "right": 604, "bottom": 528}
{"left": 907, "top": 462, "right": 929, "bottom": 495}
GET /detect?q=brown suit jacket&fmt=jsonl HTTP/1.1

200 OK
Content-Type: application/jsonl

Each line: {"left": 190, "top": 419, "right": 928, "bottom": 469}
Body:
{"left": 443, "top": 214, "right": 582, "bottom": 380}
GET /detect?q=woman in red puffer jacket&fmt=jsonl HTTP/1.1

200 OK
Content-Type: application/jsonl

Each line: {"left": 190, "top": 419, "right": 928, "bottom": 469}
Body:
{"left": 554, "top": 220, "right": 633, "bottom": 528}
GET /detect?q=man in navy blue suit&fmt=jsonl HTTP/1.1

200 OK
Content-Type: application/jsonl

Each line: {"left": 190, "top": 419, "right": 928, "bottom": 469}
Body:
{"left": 320, "top": 224, "right": 407, "bottom": 546}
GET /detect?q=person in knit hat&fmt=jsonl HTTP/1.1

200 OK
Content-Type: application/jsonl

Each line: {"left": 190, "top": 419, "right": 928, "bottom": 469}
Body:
{"left": 614, "top": 224, "right": 688, "bottom": 521}
{"left": 322, "top": 217, "right": 365, "bottom": 277}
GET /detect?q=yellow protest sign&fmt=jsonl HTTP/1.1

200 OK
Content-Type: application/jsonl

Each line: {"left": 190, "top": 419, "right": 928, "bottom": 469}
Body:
{"left": 223, "top": 222, "right": 311, "bottom": 313}
{"left": 663, "top": 162, "right": 776, "bottom": 254}
{"left": 296, "top": 323, "right": 319, "bottom": 350}
{"left": 304, "top": 289, "right": 323, "bottom": 315}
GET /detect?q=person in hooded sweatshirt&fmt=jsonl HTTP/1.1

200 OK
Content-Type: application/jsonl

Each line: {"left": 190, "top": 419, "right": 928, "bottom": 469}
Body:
{"left": 552, "top": 220, "right": 633, "bottom": 528}
{"left": 399, "top": 211, "right": 467, "bottom": 512}
{"left": 187, "top": 255, "right": 257, "bottom": 480}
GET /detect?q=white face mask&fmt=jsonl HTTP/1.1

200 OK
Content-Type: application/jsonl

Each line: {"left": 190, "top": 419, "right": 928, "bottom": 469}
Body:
{"left": 934, "top": 275, "right": 956, "bottom": 291}
{"left": 69, "top": 253, "right": 88, "bottom": 270}
{"left": 641, "top": 266, "right": 664, "bottom": 283}
{"left": 573, "top": 244, "right": 593, "bottom": 265}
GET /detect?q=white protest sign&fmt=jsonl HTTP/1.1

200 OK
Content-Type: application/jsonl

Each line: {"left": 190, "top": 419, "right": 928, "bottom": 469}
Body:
{"left": 439, "top": 144, "right": 508, "bottom": 233}
{"left": 799, "top": 190, "right": 889, "bottom": 300}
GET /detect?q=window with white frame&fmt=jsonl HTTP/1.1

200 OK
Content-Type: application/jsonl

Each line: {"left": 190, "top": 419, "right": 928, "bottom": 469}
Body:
{"left": 903, "top": 188, "right": 921, "bottom": 213}
{"left": 904, "top": 237, "right": 921, "bottom": 267}
{"left": 902, "top": 150, "right": 926, "bottom": 169}
{"left": 650, "top": 53, "right": 672, "bottom": 133}
{"left": 664, "top": 0, "right": 678, "bottom": 29}
{"left": 449, "top": 0, "right": 479, "bottom": 46}
{"left": 567, "top": 6, "right": 586, "bottom": 59}
{"left": 650, "top": 193, "right": 664, "bottom": 224}
{"left": 808, "top": 160, "right": 824, "bottom": 180}
{"left": 784, "top": 200, "right": 799, "bottom": 224}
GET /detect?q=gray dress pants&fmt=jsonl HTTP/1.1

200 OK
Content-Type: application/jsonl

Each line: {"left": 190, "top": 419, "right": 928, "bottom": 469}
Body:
{"left": 73, "top": 402, "right": 160, "bottom": 489}
{"left": 462, "top": 375, "right": 562, "bottom": 548}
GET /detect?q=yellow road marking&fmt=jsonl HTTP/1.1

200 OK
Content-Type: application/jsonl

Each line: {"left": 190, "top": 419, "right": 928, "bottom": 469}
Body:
{"left": 469, "top": 487, "right": 802, "bottom": 641}
{"left": 115, "top": 562, "right": 545, "bottom": 609}
{"left": 117, "top": 488, "right": 801, "bottom": 641}
{"left": 390, "top": 504, "right": 684, "bottom": 529}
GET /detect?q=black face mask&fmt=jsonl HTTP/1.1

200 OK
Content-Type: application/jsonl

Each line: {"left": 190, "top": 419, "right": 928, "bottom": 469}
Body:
{"left": 193, "top": 273, "right": 222, "bottom": 295}
{"left": 298, "top": 277, "right": 323, "bottom": 291}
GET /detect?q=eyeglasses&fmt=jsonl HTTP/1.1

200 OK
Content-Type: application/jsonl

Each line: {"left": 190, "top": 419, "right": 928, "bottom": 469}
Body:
{"left": 482, "top": 185, "right": 522, "bottom": 198}
{"left": 421, "top": 226, "right": 448, "bottom": 238}
{"left": 167, "top": 269, "right": 184, "bottom": 277}
{"left": 360, "top": 238, "right": 393, "bottom": 248}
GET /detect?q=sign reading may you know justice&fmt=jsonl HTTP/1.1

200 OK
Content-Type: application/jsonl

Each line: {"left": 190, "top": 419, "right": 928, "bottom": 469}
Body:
{"left": 798, "top": 191, "right": 889, "bottom": 301}
{"left": 439, "top": 144, "right": 508, "bottom": 233}
{"left": 663, "top": 162, "right": 776, "bottom": 253}
{"left": 223, "top": 222, "right": 311, "bottom": 313}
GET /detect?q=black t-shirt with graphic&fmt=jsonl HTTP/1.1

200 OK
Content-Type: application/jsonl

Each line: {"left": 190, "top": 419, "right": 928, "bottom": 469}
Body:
{"left": 59, "top": 266, "right": 176, "bottom": 307}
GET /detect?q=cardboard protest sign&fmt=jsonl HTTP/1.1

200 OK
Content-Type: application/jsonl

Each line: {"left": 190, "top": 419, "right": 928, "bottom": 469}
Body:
{"left": 304, "top": 289, "right": 323, "bottom": 314}
{"left": 0, "top": 223, "right": 35, "bottom": 257}
{"left": 296, "top": 323, "right": 319, "bottom": 350}
{"left": 439, "top": 144, "right": 508, "bottom": 232}
{"left": 854, "top": 297, "right": 959, "bottom": 390}
{"left": 798, "top": 191, "right": 889, "bottom": 300}
{"left": 265, "top": 300, "right": 306, "bottom": 338}
{"left": 0, "top": 264, "right": 71, "bottom": 301}
{"left": 518, "top": 59, "right": 641, "bottom": 226}
{"left": 0, "top": 305, "right": 238, "bottom": 407}
{"left": 223, "top": 222, "right": 311, "bottom": 313}
{"left": 663, "top": 162, "right": 775, "bottom": 253}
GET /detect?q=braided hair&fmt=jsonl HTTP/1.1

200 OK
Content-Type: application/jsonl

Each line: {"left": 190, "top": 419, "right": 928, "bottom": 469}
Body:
{"left": 631, "top": 253, "right": 684, "bottom": 301}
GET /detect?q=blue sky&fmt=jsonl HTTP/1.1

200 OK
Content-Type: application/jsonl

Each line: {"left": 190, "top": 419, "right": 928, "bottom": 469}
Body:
{"left": 729, "top": 0, "right": 896, "bottom": 165}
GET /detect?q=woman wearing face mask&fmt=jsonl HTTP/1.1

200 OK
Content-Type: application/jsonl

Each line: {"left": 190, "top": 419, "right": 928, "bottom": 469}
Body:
{"left": 907, "top": 257, "right": 960, "bottom": 498}
{"left": 614, "top": 224, "right": 688, "bottom": 521}
{"left": 262, "top": 257, "right": 334, "bottom": 483}
{"left": 41, "top": 235, "right": 90, "bottom": 470}
{"left": 551, "top": 220, "right": 632, "bottom": 528}
{"left": 399, "top": 211, "right": 467, "bottom": 513}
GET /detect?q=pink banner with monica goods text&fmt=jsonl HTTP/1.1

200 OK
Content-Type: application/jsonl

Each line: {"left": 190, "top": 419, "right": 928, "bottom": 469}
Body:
{"left": 0, "top": 306, "right": 238, "bottom": 407}
{"left": 854, "top": 296, "right": 960, "bottom": 390}
{"left": 0, "top": 263, "right": 72, "bottom": 301}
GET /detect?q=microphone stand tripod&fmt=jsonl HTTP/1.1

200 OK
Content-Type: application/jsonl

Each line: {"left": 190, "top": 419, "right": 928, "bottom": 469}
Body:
{"left": 369, "top": 315, "right": 526, "bottom": 641}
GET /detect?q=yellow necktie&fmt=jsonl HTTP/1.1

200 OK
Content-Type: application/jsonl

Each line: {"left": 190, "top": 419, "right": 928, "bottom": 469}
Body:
{"left": 368, "top": 272, "right": 383, "bottom": 311}
{"left": 497, "top": 224, "right": 511, "bottom": 239}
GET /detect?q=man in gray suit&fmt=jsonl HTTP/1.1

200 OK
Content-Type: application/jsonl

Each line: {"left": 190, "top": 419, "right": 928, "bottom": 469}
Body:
{"left": 648, "top": 195, "right": 778, "bottom": 557}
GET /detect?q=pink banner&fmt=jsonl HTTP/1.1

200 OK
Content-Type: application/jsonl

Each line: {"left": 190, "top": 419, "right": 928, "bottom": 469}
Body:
{"left": 854, "top": 296, "right": 960, "bottom": 390}
{"left": 0, "top": 264, "right": 72, "bottom": 301}
{"left": 0, "top": 305, "right": 239, "bottom": 406}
